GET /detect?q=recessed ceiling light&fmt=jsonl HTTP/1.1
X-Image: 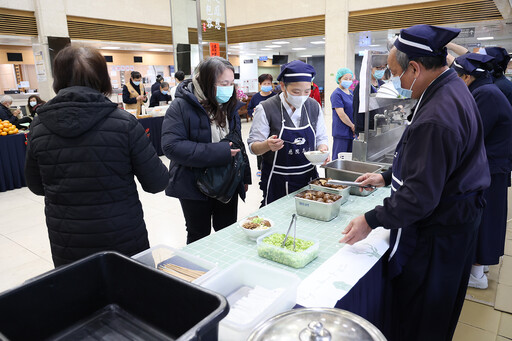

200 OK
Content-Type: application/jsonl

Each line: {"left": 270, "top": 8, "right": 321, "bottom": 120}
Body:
{"left": 230, "top": 45, "right": 241, "bottom": 49}
{"left": 149, "top": 48, "right": 165, "bottom": 52}
{"left": 201, "top": 42, "right": 209, "bottom": 45}
{"left": 292, "top": 47, "right": 306, "bottom": 50}
{"left": 310, "top": 41, "right": 325, "bottom": 45}
{"left": 101, "top": 46, "right": 121, "bottom": 50}
{"left": 265, "top": 45, "right": 280, "bottom": 48}
{"left": 477, "top": 36, "right": 494, "bottom": 40}
{"left": 261, "top": 48, "right": 272, "bottom": 51}
{"left": 300, "top": 55, "right": 313, "bottom": 58}
{"left": 368, "top": 44, "right": 381, "bottom": 47}
{"left": 273, "top": 41, "right": 290, "bottom": 44}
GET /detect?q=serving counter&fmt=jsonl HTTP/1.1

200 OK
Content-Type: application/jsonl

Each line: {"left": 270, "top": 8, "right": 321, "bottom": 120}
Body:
{"left": 181, "top": 187, "right": 390, "bottom": 329}
{"left": 0, "top": 133, "right": 27, "bottom": 192}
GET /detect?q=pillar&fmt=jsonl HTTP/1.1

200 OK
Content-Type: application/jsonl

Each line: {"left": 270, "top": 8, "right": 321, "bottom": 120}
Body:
{"left": 170, "top": 0, "right": 190, "bottom": 74}
{"left": 32, "top": 0, "right": 69, "bottom": 100}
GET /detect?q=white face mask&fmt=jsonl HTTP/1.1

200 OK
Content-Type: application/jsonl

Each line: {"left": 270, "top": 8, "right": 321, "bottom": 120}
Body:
{"left": 285, "top": 90, "right": 308, "bottom": 109}
{"left": 29, "top": 101, "right": 37, "bottom": 107}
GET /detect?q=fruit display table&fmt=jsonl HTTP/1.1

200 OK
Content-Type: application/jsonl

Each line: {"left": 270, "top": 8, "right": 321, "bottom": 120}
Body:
{"left": 0, "top": 133, "right": 27, "bottom": 192}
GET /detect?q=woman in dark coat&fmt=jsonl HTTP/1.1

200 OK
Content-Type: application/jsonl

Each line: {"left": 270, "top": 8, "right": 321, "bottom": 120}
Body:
{"left": 161, "top": 57, "right": 251, "bottom": 244}
{"left": 25, "top": 46, "right": 169, "bottom": 267}
{"left": 27, "top": 95, "right": 46, "bottom": 118}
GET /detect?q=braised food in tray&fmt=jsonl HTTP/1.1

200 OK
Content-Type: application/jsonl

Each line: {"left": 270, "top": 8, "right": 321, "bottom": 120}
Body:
{"left": 310, "top": 178, "right": 348, "bottom": 189}
{"left": 295, "top": 190, "right": 342, "bottom": 203}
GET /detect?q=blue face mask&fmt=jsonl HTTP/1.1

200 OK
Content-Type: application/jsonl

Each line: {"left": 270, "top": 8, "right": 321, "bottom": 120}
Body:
{"left": 390, "top": 69, "right": 416, "bottom": 99}
{"left": 161, "top": 90, "right": 168, "bottom": 95}
{"left": 373, "top": 69, "right": 385, "bottom": 80}
{"left": 133, "top": 81, "right": 141, "bottom": 86}
{"left": 340, "top": 80, "right": 353, "bottom": 89}
{"left": 216, "top": 85, "right": 234, "bottom": 104}
{"left": 261, "top": 85, "right": 273, "bottom": 92}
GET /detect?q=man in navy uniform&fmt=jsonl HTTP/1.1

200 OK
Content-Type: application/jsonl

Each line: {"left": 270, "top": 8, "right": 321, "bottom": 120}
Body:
{"left": 340, "top": 25, "right": 490, "bottom": 341}
{"left": 484, "top": 47, "right": 512, "bottom": 106}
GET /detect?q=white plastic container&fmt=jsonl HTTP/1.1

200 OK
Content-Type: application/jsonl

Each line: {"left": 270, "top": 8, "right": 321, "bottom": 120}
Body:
{"left": 201, "top": 260, "right": 300, "bottom": 341}
{"left": 132, "top": 244, "right": 218, "bottom": 285}
{"left": 337, "top": 152, "right": 353, "bottom": 160}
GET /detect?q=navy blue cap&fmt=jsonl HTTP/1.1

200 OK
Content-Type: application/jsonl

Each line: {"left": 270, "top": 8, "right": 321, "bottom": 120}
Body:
{"left": 484, "top": 47, "right": 511, "bottom": 70}
{"left": 453, "top": 53, "right": 494, "bottom": 76}
{"left": 394, "top": 24, "right": 460, "bottom": 59}
{"left": 277, "top": 60, "right": 316, "bottom": 83}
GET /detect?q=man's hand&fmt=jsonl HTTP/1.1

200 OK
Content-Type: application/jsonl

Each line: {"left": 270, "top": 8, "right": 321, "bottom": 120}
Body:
{"left": 339, "top": 215, "right": 372, "bottom": 245}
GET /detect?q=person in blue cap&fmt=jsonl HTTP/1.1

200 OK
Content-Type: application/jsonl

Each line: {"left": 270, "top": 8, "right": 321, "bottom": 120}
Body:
{"left": 339, "top": 25, "right": 490, "bottom": 341}
{"left": 331, "top": 67, "right": 355, "bottom": 158}
{"left": 453, "top": 53, "right": 512, "bottom": 289}
{"left": 484, "top": 47, "right": 512, "bottom": 106}
{"left": 247, "top": 60, "right": 329, "bottom": 206}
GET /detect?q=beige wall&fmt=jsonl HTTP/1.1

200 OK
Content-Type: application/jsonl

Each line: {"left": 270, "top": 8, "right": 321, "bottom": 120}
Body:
{"left": 99, "top": 50, "right": 174, "bottom": 66}
{"left": 0, "top": 46, "right": 35, "bottom": 64}
{"left": 0, "top": 0, "right": 34, "bottom": 11}
{"left": 348, "top": 0, "right": 439, "bottom": 11}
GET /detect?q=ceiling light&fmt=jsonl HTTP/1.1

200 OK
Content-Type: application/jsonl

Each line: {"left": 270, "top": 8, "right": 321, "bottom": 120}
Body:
{"left": 149, "top": 48, "right": 165, "bottom": 52}
{"left": 261, "top": 48, "right": 272, "bottom": 51}
{"left": 300, "top": 55, "right": 313, "bottom": 58}
{"left": 265, "top": 45, "right": 280, "bottom": 48}
{"left": 477, "top": 36, "right": 494, "bottom": 41}
{"left": 292, "top": 47, "right": 306, "bottom": 50}
{"left": 101, "top": 46, "right": 121, "bottom": 50}
{"left": 272, "top": 41, "right": 290, "bottom": 44}
{"left": 368, "top": 44, "right": 381, "bottom": 47}
{"left": 230, "top": 45, "right": 241, "bottom": 49}
{"left": 201, "top": 42, "right": 209, "bottom": 45}
{"left": 310, "top": 41, "right": 325, "bottom": 45}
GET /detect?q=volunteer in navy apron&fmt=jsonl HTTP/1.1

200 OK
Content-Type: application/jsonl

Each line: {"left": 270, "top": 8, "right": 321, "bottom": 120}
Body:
{"left": 247, "top": 60, "right": 330, "bottom": 206}
{"left": 338, "top": 25, "right": 490, "bottom": 341}
{"left": 453, "top": 53, "right": 512, "bottom": 289}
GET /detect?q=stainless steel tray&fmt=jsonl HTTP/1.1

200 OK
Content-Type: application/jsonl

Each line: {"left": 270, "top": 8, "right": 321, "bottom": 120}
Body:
{"left": 308, "top": 178, "right": 350, "bottom": 205}
{"left": 295, "top": 190, "right": 343, "bottom": 222}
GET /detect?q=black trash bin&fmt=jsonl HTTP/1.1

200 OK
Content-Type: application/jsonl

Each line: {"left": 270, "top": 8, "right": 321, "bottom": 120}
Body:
{"left": 0, "top": 252, "right": 229, "bottom": 340}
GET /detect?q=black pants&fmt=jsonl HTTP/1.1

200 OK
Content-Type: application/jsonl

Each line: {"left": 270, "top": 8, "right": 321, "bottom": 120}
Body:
{"left": 179, "top": 196, "right": 238, "bottom": 244}
{"left": 387, "top": 210, "right": 482, "bottom": 341}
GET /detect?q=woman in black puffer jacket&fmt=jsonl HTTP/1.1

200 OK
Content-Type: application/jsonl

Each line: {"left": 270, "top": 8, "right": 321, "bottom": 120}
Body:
{"left": 25, "top": 46, "right": 169, "bottom": 267}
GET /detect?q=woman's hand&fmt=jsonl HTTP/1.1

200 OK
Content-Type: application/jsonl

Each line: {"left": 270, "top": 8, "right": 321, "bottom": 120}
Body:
{"left": 267, "top": 135, "right": 284, "bottom": 152}
{"left": 229, "top": 142, "right": 240, "bottom": 157}
{"left": 318, "top": 144, "right": 330, "bottom": 165}
{"left": 136, "top": 95, "right": 143, "bottom": 101}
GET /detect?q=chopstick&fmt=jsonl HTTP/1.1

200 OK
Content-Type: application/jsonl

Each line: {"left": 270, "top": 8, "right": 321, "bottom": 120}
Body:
{"left": 157, "top": 264, "right": 206, "bottom": 282}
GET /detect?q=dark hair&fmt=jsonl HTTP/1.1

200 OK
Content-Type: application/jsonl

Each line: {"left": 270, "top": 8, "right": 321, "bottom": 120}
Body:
{"left": 160, "top": 81, "right": 169, "bottom": 88}
{"left": 53, "top": 46, "right": 112, "bottom": 96}
{"left": 258, "top": 74, "right": 273, "bottom": 84}
{"left": 175, "top": 71, "right": 185, "bottom": 81}
{"left": 394, "top": 47, "right": 446, "bottom": 71}
{"left": 131, "top": 71, "right": 141, "bottom": 79}
{"left": 195, "top": 56, "right": 236, "bottom": 128}
{"left": 27, "top": 95, "right": 46, "bottom": 115}
{"left": 156, "top": 74, "right": 163, "bottom": 82}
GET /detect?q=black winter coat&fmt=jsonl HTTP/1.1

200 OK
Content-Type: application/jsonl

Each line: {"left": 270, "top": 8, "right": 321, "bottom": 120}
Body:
{"left": 25, "top": 86, "right": 169, "bottom": 266}
{"left": 161, "top": 80, "right": 251, "bottom": 201}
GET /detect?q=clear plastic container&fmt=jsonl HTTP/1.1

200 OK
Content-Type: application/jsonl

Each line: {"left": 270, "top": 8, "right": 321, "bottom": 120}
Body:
{"left": 256, "top": 232, "right": 319, "bottom": 268}
{"left": 201, "top": 260, "right": 300, "bottom": 341}
{"left": 132, "top": 244, "right": 218, "bottom": 285}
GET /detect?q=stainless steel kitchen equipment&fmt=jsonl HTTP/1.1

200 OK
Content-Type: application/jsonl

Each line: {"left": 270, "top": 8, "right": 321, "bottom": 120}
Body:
{"left": 248, "top": 307, "right": 387, "bottom": 341}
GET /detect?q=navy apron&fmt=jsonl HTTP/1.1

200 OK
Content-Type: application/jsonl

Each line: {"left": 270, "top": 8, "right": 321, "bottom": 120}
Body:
{"left": 263, "top": 104, "right": 318, "bottom": 206}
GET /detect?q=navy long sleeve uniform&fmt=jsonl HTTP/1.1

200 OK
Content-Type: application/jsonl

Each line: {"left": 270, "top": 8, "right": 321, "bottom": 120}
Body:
{"left": 493, "top": 74, "right": 512, "bottom": 106}
{"left": 122, "top": 80, "right": 146, "bottom": 105}
{"left": 469, "top": 74, "right": 512, "bottom": 265}
{"left": 149, "top": 90, "right": 171, "bottom": 107}
{"left": 363, "top": 69, "right": 490, "bottom": 341}
{"left": 247, "top": 92, "right": 276, "bottom": 117}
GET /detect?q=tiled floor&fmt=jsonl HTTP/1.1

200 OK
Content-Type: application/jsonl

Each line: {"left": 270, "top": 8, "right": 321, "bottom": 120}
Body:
{"left": 1, "top": 117, "right": 511, "bottom": 341}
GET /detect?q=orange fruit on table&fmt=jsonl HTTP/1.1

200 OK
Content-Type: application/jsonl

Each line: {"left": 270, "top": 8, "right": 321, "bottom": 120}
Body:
{"left": 0, "top": 132, "right": 6, "bottom": 136}
{"left": 2, "top": 128, "right": 8, "bottom": 132}
{"left": 13, "top": 128, "right": 18, "bottom": 133}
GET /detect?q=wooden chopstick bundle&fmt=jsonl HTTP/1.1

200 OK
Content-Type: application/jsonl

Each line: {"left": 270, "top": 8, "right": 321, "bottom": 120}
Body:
{"left": 157, "top": 263, "right": 206, "bottom": 282}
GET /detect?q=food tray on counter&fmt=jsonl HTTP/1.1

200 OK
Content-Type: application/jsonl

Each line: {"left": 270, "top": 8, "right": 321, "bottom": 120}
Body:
{"left": 308, "top": 178, "right": 350, "bottom": 204}
{"left": 295, "top": 189, "right": 343, "bottom": 221}
{"left": 256, "top": 232, "right": 319, "bottom": 269}
{"left": 132, "top": 244, "right": 218, "bottom": 285}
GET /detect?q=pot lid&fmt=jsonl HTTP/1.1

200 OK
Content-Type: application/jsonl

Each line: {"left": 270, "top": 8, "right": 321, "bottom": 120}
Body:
{"left": 248, "top": 308, "right": 387, "bottom": 341}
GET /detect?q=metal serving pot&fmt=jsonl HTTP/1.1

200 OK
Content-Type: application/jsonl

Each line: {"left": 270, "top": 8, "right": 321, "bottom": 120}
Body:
{"left": 248, "top": 307, "right": 387, "bottom": 341}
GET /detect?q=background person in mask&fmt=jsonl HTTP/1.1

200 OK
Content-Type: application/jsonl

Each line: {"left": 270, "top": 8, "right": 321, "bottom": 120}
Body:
{"left": 247, "top": 60, "right": 329, "bottom": 206}
{"left": 161, "top": 57, "right": 252, "bottom": 244}
{"left": 27, "top": 95, "right": 46, "bottom": 118}
{"left": 331, "top": 67, "right": 355, "bottom": 158}
{"left": 149, "top": 81, "right": 171, "bottom": 107}
{"left": 123, "top": 71, "right": 147, "bottom": 116}
{"left": 352, "top": 55, "right": 387, "bottom": 136}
